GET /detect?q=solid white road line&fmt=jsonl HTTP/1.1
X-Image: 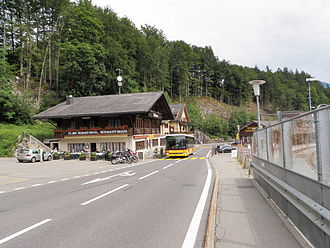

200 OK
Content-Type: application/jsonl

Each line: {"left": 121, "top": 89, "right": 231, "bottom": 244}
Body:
{"left": 138, "top": 170, "right": 159, "bottom": 180}
{"left": 80, "top": 184, "right": 129, "bottom": 206}
{"left": 181, "top": 150, "right": 212, "bottom": 248}
{"left": 0, "top": 219, "right": 52, "bottom": 245}
{"left": 162, "top": 164, "right": 174, "bottom": 170}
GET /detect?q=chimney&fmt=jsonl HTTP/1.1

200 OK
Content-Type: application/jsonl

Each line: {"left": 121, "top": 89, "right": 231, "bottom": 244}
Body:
{"left": 66, "top": 95, "right": 73, "bottom": 105}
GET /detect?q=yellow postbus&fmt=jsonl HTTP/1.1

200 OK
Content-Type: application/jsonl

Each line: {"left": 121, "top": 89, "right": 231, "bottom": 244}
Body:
{"left": 165, "top": 134, "right": 196, "bottom": 157}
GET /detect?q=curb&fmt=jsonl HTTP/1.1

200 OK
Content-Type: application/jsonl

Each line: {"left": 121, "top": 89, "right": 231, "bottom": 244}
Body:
{"left": 204, "top": 156, "right": 219, "bottom": 248}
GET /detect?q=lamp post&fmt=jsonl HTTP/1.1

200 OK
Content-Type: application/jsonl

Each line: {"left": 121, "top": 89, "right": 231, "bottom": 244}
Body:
{"left": 306, "top": 77, "right": 317, "bottom": 111}
{"left": 249, "top": 80, "right": 266, "bottom": 129}
{"left": 115, "top": 69, "right": 123, "bottom": 95}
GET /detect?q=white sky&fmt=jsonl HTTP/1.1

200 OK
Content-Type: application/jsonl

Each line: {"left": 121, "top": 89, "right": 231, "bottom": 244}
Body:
{"left": 93, "top": 0, "right": 330, "bottom": 83}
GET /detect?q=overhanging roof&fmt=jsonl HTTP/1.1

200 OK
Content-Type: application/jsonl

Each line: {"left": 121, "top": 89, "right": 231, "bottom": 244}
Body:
{"left": 33, "top": 92, "right": 174, "bottom": 120}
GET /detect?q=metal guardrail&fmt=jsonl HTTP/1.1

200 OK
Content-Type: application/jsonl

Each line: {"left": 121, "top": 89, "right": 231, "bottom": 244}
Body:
{"left": 251, "top": 106, "right": 330, "bottom": 248}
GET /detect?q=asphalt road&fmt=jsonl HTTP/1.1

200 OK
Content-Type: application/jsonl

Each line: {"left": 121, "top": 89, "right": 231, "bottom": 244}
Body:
{"left": 0, "top": 147, "right": 213, "bottom": 248}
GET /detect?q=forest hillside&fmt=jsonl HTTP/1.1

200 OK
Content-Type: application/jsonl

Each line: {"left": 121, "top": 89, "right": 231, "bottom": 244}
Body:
{"left": 1, "top": 0, "right": 330, "bottom": 135}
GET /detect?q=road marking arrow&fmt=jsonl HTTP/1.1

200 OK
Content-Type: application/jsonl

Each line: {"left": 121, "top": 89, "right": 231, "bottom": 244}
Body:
{"left": 81, "top": 170, "right": 136, "bottom": 185}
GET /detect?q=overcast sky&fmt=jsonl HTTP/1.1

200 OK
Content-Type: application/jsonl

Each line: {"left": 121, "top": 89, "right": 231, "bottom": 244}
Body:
{"left": 93, "top": 0, "right": 330, "bottom": 83}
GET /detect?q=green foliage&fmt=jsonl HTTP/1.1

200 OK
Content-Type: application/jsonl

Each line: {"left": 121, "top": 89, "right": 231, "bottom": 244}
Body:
{"left": 228, "top": 109, "right": 256, "bottom": 137}
{"left": 0, "top": 83, "right": 35, "bottom": 124}
{"left": 2, "top": 0, "right": 330, "bottom": 127}
{"left": 201, "top": 114, "right": 229, "bottom": 139}
{"left": 186, "top": 100, "right": 203, "bottom": 130}
{"left": 0, "top": 122, "right": 55, "bottom": 157}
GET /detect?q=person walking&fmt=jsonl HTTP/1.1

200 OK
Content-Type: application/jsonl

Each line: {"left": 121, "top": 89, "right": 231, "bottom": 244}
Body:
{"left": 39, "top": 146, "right": 44, "bottom": 163}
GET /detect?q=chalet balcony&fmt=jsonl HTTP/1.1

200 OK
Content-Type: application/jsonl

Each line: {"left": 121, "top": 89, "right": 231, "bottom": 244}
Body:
{"left": 133, "top": 128, "right": 160, "bottom": 135}
{"left": 53, "top": 127, "right": 160, "bottom": 138}
{"left": 53, "top": 127, "right": 134, "bottom": 138}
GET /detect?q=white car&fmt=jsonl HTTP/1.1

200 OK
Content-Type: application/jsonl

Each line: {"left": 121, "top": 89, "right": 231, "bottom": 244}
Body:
{"left": 17, "top": 149, "right": 53, "bottom": 163}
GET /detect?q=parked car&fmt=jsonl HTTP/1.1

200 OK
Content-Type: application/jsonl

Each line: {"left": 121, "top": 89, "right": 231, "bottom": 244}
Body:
{"left": 17, "top": 149, "right": 53, "bottom": 163}
{"left": 218, "top": 146, "right": 233, "bottom": 153}
{"left": 216, "top": 144, "right": 228, "bottom": 153}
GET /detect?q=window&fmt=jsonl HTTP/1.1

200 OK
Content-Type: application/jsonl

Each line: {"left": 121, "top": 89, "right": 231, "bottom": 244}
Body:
{"left": 135, "top": 141, "right": 146, "bottom": 150}
{"left": 68, "top": 143, "right": 85, "bottom": 152}
{"left": 100, "top": 142, "right": 125, "bottom": 152}
{"left": 115, "top": 120, "right": 121, "bottom": 128}
{"left": 152, "top": 139, "right": 158, "bottom": 147}
{"left": 70, "top": 121, "right": 76, "bottom": 129}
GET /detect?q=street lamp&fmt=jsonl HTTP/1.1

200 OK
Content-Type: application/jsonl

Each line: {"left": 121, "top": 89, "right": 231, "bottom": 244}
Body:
{"left": 306, "top": 77, "right": 317, "bottom": 111}
{"left": 115, "top": 69, "right": 123, "bottom": 95}
{"left": 249, "top": 80, "right": 266, "bottom": 129}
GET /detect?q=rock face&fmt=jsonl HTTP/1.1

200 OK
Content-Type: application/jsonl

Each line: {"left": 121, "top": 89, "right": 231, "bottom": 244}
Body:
{"left": 194, "top": 130, "right": 224, "bottom": 144}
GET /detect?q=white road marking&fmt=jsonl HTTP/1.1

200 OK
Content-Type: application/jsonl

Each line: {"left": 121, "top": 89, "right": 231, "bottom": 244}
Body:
{"left": 14, "top": 187, "right": 26, "bottom": 191}
{"left": 162, "top": 164, "right": 174, "bottom": 170}
{"left": 48, "top": 181, "right": 56, "bottom": 184}
{"left": 193, "top": 148, "right": 203, "bottom": 155}
{"left": 0, "top": 191, "right": 5, "bottom": 194}
{"left": 138, "top": 170, "right": 159, "bottom": 180}
{"left": 83, "top": 174, "right": 90, "bottom": 176}
{"left": 175, "top": 160, "right": 182, "bottom": 163}
{"left": 181, "top": 150, "right": 212, "bottom": 248}
{"left": 0, "top": 219, "right": 52, "bottom": 245}
{"left": 81, "top": 184, "right": 129, "bottom": 206}
{"left": 73, "top": 176, "right": 81, "bottom": 179}
{"left": 32, "top": 184, "right": 42, "bottom": 187}
{"left": 82, "top": 171, "right": 135, "bottom": 185}
{"left": 93, "top": 172, "right": 99, "bottom": 175}
{"left": 61, "top": 178, "right": 69, "bottom": 181}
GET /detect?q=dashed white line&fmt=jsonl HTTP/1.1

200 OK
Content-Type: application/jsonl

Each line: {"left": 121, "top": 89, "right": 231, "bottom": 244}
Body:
{"left": 175, "top": 160, "right": 182, "bottom": 163}
{"left": 48, "top": 181, "right": 56, "bottom": 184}
{"left": 73, "top": 176, "right": 81, "bottom": 179}
{"left": 81, "top": 184, "right": 129, "bottom": 206}
{"left": 61, "top": 178, "right": 69, "bottom": 181}
{"left": 93, "top": 172, "right": 99, "bottom": 175}
{"left": 83, "top": 174, "right": 90, "bottom": 176}
{"left": 32, "top": 184, "right": 42, "bottom": 187}
{"left": 0, "top": 219, "right": 52, "bottom": 245}
{"left": 0, "top": 191, "right": 5, "bottom": 194}
{"left": 162, "top": 164, "right": 174, "bottom": 170}
{"left": 139, "top": 170, "right": 159, "bottom": 180}
{"left": 14, "top": 187, "right": 26, "bottom": 191}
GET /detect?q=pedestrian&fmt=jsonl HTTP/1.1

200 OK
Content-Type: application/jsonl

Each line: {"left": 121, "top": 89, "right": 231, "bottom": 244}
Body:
{"left": 39, "top": 146, "right": 43, "bottom": 163}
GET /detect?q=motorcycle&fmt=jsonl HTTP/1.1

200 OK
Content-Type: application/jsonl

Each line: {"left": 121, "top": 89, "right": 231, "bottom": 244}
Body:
{"left": 110, "top": 151, "right": 132, "bottom": 165}
{"left": 126, "top": 151, "right": 138, "bottom": 163}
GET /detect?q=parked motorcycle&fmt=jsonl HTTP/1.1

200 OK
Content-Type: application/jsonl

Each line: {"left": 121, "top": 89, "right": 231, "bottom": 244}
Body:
{"left": 126, "top": 151, "right": 138, "bottom": 163}
{"left": 110, "top": 151, "right": 132, "bottom": 165}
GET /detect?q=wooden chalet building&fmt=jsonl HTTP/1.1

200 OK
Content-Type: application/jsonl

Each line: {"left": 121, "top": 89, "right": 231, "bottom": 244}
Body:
{"left": 161, "top": 104, "right": 191, "bottom": 135}
{"left": 33, "top": 92, "right": 173, "bottom": 157}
